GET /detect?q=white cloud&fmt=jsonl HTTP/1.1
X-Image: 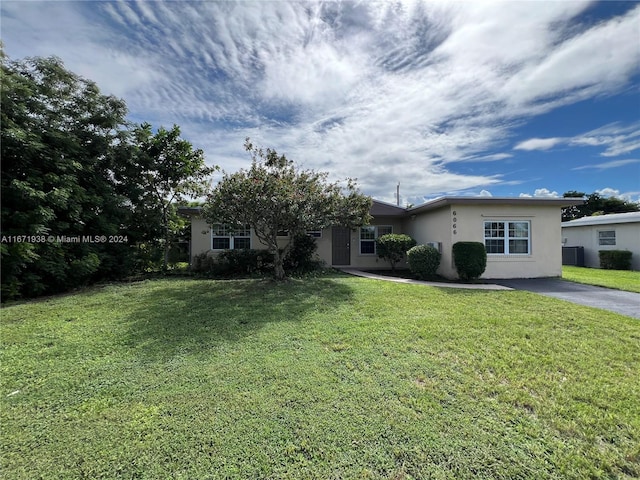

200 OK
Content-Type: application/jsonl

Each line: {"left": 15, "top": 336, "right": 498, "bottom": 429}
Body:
{"left": 596, "top": 188, "right": 622, "bottom": 198}
{"left": 515, "top": 122, "right": 640, "bottom": 158}
{"left": 2, "top": 1, "right": 638, "bottom": 202}
{"left": 478, "top": 190, "right": 493, "bottom": 197}
{"left": 501, "top": 4, "right": 640, "bottom": 108}
{"left": 534, "top": 188, "right": 559, "bottom": 198}
{"left": 571, "top": 123, "right": 640, "bottom": 157}
{"left": 572, "top": 159, "right": 640, "bottom": 170}
{"left": 594, "top": 187, "right": 640, "bottom": 204}
{"left": 519, "top": 188, "right": 559, "bottom": 198}
{"left": 514, "top": 138, "right": 566, "bottom": 151}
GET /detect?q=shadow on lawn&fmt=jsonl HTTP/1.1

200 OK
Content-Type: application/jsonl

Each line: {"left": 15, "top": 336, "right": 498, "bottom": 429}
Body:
{"left": 124, "top": 277, "right": 354, "bottom": 360}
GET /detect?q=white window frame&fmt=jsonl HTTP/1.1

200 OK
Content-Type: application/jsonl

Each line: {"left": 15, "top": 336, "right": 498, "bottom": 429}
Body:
{"left": 360, "top": 225, "right": 392, "bottom": 255}
{"left": 211, "top": 223, "right": 251, "bottom": 250}
{"left": 598, "top": 230, "right": 616, "bottom": 246}
{"left": 483, "top": 220, "right": 530, "bottom": 255}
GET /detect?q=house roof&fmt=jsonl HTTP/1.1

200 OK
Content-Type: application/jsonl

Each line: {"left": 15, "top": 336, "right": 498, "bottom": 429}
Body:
{"left": 562, "top": 211, "right": 640, "bottom": 228}
{"left": 178, "top": 196, "right": 585, "bottom": 219}
{"left": 370, "top": 199, "right": 406, "bottom": 216}
{"left": 177, "top": 206, "right": 202, "bottom": 216}
{"left": 407, "top": 196, "right": 585, "bottom": 215}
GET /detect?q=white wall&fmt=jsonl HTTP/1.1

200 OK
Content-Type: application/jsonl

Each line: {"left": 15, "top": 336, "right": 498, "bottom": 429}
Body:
{"left": 563, "top": 222, "right": 640, "bottom": 270}
{"left": 408, "top": 204, "right": 564, "bottom": 279}
{"left": 188, "top": 203, "right": 569, "bottom": 279}
{"left": 348, "top": 218, "right": 406, "bottom": 269}
{"left": 404, "top": 207, "right": 453, "bottom": 277}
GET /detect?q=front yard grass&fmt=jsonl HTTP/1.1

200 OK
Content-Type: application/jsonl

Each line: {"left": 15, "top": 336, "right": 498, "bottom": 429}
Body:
{"left": 2, "top": 275, "right": 639, "bottom": 479}
{"left": 563, "top": 265, "right": 640, "bottom": 293}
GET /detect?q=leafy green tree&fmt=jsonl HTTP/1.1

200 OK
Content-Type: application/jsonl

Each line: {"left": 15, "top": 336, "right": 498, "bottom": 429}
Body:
{"left": 203, "top": 139, "right": 372, "bottom": 280}
{"left": 1, "top": 52, "right": 213, "bottom": 299}
{"left": 1, "top": 53, "right": 130, "bottom": 299}
{"left": 113, "top": 123, "right": 215, "bottom": 270}
{"left": 562, "top": 191, "right": 639, "bottom": 221}
{"left": 375, "top": 233, "right": 416, "bottom": 272}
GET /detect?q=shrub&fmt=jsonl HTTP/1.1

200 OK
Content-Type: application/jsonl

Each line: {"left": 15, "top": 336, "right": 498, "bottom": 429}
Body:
{"left": 217, "top": 249, "right": 274, "bottom": 275}
{"left": 407, "top": 245, "right": 441, "bottom": 279}
{"left": 452, "top": 242, "right": 487, "bottom": 281}
{"left": 191, "top": 253, "right": 217, "bottom": 274}
{"left": 191, "top": 250, "right": 274, "bottom": 276}
{"left": 285, "top": 234, "right": 321, "bottom": 273}
{"left": 376, "top": 234, "right": 417, "bottom": 271}
{"left": 599, "top": 250, "right": 632, "bottom": 270}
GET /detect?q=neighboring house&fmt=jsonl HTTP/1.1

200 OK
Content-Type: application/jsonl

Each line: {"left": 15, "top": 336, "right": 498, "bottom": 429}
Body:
{"left": 562, "top": 212, "right": 640, "bottom": 270}
{"left": 180, "top": 196, "right": 584, "bottom": 279}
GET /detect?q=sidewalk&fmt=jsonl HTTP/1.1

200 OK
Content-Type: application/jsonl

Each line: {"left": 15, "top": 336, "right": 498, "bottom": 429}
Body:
{"left": 339, "top": 268, "right": 513, "bottom": 290}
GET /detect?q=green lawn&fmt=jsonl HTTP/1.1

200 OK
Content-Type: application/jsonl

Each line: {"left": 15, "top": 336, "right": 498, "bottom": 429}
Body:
{"left": 2, "top": 275, "right": 639, "bottom": 479}
{"left": 563, "top": 266, "right": 640, "bottom": 293}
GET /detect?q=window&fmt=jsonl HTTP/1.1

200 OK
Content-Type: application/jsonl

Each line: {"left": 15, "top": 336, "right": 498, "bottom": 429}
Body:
{"left": 307, "top": 230, "right": 322, "bottom": 238}
{"left": 211, "top": 224, "right": 251, "bottom": 250}
{"left": 360, "top": 225, "right": 392, "bottom": 255}
{"left": 484, "top": 221, "right": 530, "bottom": 255}
{"left": 598, "top": 230, "right": 616, "bottom": 246}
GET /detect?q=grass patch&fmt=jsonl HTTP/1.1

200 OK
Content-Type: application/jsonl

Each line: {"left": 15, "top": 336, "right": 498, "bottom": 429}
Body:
{"left": 2, "top": 276, "right": 639, "bottom": 479}
{"left": 563, "top": 266, "right": 640, "bottom": 293}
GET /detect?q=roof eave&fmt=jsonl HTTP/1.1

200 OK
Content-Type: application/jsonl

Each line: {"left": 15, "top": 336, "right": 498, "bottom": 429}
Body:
{"left": 407, "top": 196, "right": 585, "bottom": 214}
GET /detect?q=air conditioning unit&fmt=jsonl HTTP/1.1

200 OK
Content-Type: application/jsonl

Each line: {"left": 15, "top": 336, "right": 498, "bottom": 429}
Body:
{"left": 562, "top": 246, "right": 584, "bottom": 266}
{"left": 426, "top": 241, "right": 442, "bottom": 253}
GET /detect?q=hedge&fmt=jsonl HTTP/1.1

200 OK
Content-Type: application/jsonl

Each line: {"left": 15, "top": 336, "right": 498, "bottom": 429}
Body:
{"left": 599, "top": 250, "right": 632, "bottom": 270}
{"left": 407, "top": 245, "right": 441, "bottom": 279}
{"left": 452, "top": 242, "right": 487, "bottom": 281}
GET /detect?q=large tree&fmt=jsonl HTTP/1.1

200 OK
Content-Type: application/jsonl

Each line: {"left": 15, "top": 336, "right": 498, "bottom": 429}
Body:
{"left": 1, "top": 52, "right": 214, "bottom": 299}
{"left": 203, "top": 139, "right": 372, "bottom": 280}
{"left": 1, "top": 53, "right": 130, "bottom": 298}
{"left": 113, "top": 123, "right": 216, "bottom": 270}
{"left": 562, "top": 191, "right": 639, "bottom": 221}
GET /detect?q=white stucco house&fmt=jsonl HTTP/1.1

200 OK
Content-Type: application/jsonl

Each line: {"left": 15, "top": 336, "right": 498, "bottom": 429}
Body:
{"left": 562, "top": 212, "right": 640, "bottom": 270}
{"left": 180, "top": 196, "right": 584, "bottom": 279}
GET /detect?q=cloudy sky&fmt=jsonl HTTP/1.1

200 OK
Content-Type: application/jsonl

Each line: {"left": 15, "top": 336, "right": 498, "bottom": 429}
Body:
{"left": 2, "top": 0, "right": 639, "bottom": 205}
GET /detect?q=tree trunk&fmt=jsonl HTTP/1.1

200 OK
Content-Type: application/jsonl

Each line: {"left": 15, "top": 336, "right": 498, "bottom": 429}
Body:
{"left": 163, "top": 231, "right": 170, "bottom": 271}
{"left": 162, "top": 207, "right": 170, "bottom": 271}
{"left": 273, "top": 249, "right": 286, "bottom": 280}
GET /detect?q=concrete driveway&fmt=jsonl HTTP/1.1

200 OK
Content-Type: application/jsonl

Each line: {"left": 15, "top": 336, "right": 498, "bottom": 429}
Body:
{"left": 495, "top": 278, "right": 640, "bottom": 319}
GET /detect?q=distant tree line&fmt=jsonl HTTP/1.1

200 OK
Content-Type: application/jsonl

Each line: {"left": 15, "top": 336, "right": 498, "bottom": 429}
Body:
{"left": 562, "top": 191, "right": 639, "bottom": 221}
{"left": 1, "top": 52, "right": 215, "bottom": 300}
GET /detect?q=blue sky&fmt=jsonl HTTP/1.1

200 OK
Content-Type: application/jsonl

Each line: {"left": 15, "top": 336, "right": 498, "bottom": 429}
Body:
{"left": 2, "top": 0, "right": 639, "bottom": 205}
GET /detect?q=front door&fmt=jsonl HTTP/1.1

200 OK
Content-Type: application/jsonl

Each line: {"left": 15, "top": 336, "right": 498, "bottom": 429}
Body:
{"left": 332, "top": 227, "right": 351, "bottom": 265}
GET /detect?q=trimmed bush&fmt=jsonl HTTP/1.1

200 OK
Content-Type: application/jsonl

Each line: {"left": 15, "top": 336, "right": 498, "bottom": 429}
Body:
{"left": 599, "top": 250, "right": 632, "bottom": 270}
{"left": 284, "top": 234, "right": 321, "bottom": 273}
{"left": 407, "top": 245, "right": 441, "bottom": 279}
{"left": 191, "top": 253, "right": 216, "bottom": 273}
{"left": 192, "top": 249, "right": 274, "bottom": 276}
{"left": 376, "top": 234, "right": 417, "bottom": 271}
{"left": 452, "top": 242, "right": 487, "bottom": 281}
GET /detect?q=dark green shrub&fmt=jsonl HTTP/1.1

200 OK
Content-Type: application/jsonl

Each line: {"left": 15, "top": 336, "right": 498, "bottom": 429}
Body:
{"left": 218, "top": 249, "right": 274, "bottom": 275}
{"left": 285, "top": 234, "right": 320, "bottom": 273}
{"left": 407, "top": 245, "right": 441, "bottom": 279}
{"left": 599, "top": 250, "right": 632, "bottom": 270}
{"left": 191, "top": 250, "right": 274, "bottom": 276}
{"left": 376, "top": 234, "right": 417, "bottom": 271}
{"left": 191, "top": 253, "right": 216, "bottom": 274}
{"left": 452, "top": 242, "right": 487, "bottom": 281}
